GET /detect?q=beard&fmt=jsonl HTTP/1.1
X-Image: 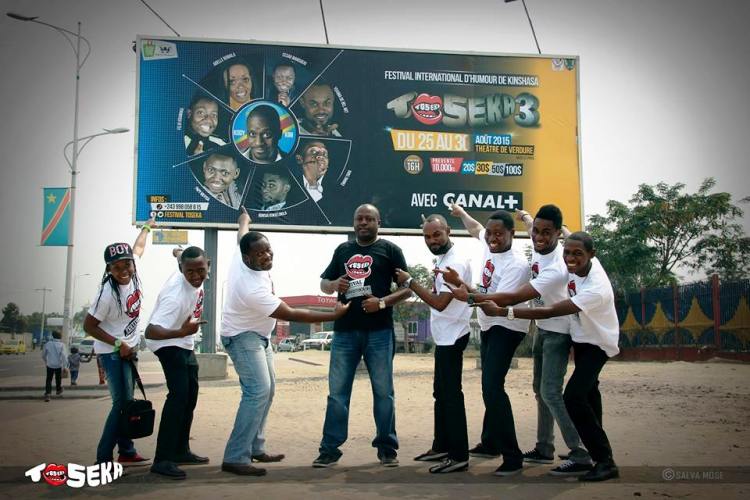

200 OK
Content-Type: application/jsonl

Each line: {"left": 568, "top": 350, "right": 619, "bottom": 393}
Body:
{"left": 429, "top": 241, "right": 452, "bottom": 256}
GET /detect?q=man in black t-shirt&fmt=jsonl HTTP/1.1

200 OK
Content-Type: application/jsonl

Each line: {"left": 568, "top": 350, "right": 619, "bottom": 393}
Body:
{"left": 312, "top": 204, "right": 412, "bottom": 468}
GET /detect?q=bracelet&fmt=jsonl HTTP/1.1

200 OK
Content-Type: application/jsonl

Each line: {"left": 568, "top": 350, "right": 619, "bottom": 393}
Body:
{"left": 141, "top": 224, "right": 152, "bottom": 232}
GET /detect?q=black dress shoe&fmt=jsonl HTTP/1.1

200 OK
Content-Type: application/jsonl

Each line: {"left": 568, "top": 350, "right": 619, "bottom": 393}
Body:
{"left": 579, "top": 461, "right": 619, "bottom": 482}
{"left": 251, "top": 453, "right": 285, "bottom": 463}
{"left": 174, "top": 452, "right": 210, "bottom": 465}
{"left": 221, "top": 462, "right": 267, "bottom": 476}
{"left": 150, "top": 460, "right": 187, "bottom": 480}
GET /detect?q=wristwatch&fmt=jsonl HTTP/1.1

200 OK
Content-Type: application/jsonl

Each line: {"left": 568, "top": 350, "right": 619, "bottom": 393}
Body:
{"left": 403, "top": 277, "right": 413, "bottom": 289}
{"left": 113, "top": 338, "right": 122, "bottom": 352}
{"left": 378, "top": 299, "right": 386, "bottom": 310}
{"left": 467, "top": 293, "right": 475, "bottom": 305}
{"left": 507, "top": 306, "right": 515, "bottom": 320}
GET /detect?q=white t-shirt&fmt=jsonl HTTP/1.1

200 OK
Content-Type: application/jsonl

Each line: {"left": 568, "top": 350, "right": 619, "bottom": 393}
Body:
{"left": 476, "top": 230, "right": 531, "bottom": 333}
{"left": 88, "top": 278, "right": 143, "bottom": 354}
{"left": 221, "top": 250, "right": 282, "bottom": 338}
{"left": 146, "top": 271, "right": 204, "bottom": 352}
{"left": 529, "top": 245, "right": 571, "bottom": 335}
{"left": 430, "top": 245, "right": 472, "bottom": 345}
{"left": 567, "top": 257, "right": 620, "bottom": 357}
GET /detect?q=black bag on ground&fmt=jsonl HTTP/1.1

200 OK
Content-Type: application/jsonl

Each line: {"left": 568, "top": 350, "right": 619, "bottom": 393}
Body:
{"left": 119, "top": 360, "right": 155, "bottom": 439}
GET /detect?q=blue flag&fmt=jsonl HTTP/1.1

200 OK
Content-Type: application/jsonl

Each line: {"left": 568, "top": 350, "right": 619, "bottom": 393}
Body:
{"left": 41, "top": 188, "right": 71, "bottom": 246}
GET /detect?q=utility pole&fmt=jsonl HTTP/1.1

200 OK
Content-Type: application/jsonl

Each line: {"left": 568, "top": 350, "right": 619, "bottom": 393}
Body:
{"left": 35, "top": 287, "right": 52, "bottom": 343}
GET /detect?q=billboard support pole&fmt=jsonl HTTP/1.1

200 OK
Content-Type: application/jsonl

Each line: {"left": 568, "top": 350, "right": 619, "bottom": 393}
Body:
{"left": 202, "top": 228, "right": 219, "bottom": 353}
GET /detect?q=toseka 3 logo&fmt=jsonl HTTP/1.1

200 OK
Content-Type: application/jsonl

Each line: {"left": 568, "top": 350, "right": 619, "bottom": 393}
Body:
{"left": 481, "top": 260, "right": 495, "bottom": 289}
{"left": 125, "top": 290, "right": 142, "bottom": 319}
{"left": 387, "top": 91, "right": 540, "bottom": 128}
{"left": 42, "top": 463, "right": 67, "bottom": 486}
{"left": 345, "top": 254, "right": 373, "bottom": 280}
{"left": 193, "top": 289, "right": 205, "bottom": 318}
{"left": 25, "top": 462, "right": 123, "bottom": 488}
{"left": 410, "top": 94, "right": 443, "bottom": 125}
{"left": 531, "top": 262, "right": 545, "bottom": 306}
{"left": 531, "top": 262, "right": 540, "bottom": 278}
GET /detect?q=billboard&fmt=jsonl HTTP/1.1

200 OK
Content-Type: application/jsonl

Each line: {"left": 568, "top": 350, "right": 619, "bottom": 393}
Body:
{"left": 135, "top": 37, "right": 582, "bottom": 233}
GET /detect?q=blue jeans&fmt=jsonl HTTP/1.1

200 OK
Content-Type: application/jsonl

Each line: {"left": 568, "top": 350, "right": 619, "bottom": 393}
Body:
{"left": 319, "top": 328, "right": 397, "bottom": 459}
{"left": 96, "top": 353, "right": 138, "bottom": 463}
{"left": 532, "top": 328, "right": 591, "bottom": 464}
{"left": 221, "top": 332, "right": 275, "bottom": 464}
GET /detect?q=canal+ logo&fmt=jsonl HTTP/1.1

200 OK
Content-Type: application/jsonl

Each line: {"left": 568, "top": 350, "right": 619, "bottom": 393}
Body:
{"left": 25, "top": 462, "right": 123, "bottom": 488}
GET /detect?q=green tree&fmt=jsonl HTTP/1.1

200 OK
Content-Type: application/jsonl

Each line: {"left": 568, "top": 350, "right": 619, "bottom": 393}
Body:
{"left": 693, "top": 218, "right": 750, "bottom": 282}
{"left": 1, "top": 303, "right": 22, "bottom": 336}
{"left": 24, "top": 312, "right": 44, "bottom": 333}
{"left": 587, "top": 201, "right": 662, "bottom": 292}
{"left": 587, "top": 178, "right": 750, "bottom": 291}
{"left": 392, "top": 264, "right": 432, "bottom": 353}
{"left": 72, "top": 305, "right": 90, "bottom": 333}
{"left": 15, "top": 316, "right": 28, "bottom": 334}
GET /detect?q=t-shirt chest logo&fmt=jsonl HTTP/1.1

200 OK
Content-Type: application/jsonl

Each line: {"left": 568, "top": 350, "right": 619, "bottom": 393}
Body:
{"left": 531, "top": 261, "right": 540, "bottom": 279}
{"left": 345, "top": 254, "right": 373, "bottom": 280}
{"left": 567, "top": 280, "right": 577, "bottom": 297}
{"left": 193, "top": 289, "right": 204, "bottom": 318}
{"left": 481, "top": 259, "right": 495, "bottom": 288}
{"left": 125, "top": 290, "right": 142, "bottom": 319}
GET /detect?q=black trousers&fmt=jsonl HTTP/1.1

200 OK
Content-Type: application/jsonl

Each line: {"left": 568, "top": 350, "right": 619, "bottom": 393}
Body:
{"left": 479, "top": 325, "right": 526, "bottom": 464}
{"left": 154, "top": 347, "right": 200, "bottom": 462}
{"left": 45, "top": 367, "right": 62, "bottom": 394}
{"left": 432, "top": 333, "right": 470, "bottom": 461}
{"left": 564, "top": 341, "right": 613, "bottom": 463}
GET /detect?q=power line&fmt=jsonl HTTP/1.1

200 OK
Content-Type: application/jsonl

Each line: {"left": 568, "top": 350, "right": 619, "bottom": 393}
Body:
{"left": 505, "top": 0, "right": 542, "bottom": 54}
{"left": 520, "top": 0, "right": 541, "bottom": 54}
{"left": 138, "top": 0, "right": 180, "bottom": 37}
{"left": 319, "top": 0, "right": 330, "bottom": 44}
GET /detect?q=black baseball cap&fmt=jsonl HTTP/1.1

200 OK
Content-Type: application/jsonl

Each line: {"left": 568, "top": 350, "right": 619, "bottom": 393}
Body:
{"left": 104, "top": 242, "right": 134, "bottom": 264}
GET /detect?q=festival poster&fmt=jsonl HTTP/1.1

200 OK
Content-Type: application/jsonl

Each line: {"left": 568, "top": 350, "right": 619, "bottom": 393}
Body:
{"left": 134, "top": 37, "right": 582, "bottom": 233}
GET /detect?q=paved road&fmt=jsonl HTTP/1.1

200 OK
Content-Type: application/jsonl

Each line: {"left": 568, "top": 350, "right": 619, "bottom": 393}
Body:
{"left": 0, "top": 348, "right": 164, "bottom": 379}
{"left": 0, "top": 350, "right": 48, "bottom": 378}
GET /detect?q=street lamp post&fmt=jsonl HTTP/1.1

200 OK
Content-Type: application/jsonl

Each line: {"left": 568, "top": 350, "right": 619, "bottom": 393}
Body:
{"left": 60, "top": 128, "right": 128, "bottom": 345}
{"left": 7, "top": 12, "right": 129, "bottom": 345}
{"left": 70, "top": 272, "right": 91, "bottom": 341}
{"left": 34, "top": 287, "right": 52, "bottom": 345}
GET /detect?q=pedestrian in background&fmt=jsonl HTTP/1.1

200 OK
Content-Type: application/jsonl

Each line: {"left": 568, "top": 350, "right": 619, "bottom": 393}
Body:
{"left": 68, "top": 346, "right": 81, "bottom": 386}
{"left": 42, "top": 330, "right": 67, "bottom": 402}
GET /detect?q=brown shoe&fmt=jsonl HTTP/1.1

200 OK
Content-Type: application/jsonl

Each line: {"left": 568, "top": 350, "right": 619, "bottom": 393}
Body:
{"left": 221, "top": 462, "right": 266, "bottom": 476}
{"left": 251, "top": 453, "right": 285, "bottom": 463}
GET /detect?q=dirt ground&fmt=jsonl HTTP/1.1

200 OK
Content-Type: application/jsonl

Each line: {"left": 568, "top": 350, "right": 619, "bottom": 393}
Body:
{"left": 1, "top": 351, "right": 748, "bottom": 499}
